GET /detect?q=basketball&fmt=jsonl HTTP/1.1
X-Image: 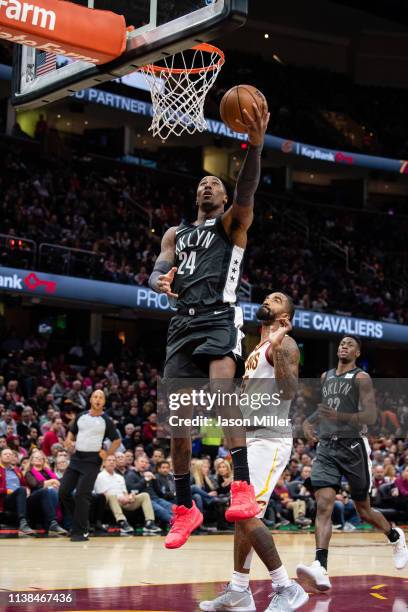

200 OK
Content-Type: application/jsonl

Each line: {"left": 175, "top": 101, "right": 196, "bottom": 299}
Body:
{"left": 220, "top": 84, "right": 268, "bottom": 133}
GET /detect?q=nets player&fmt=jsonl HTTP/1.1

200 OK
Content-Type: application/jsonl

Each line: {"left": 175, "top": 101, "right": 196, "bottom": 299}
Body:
{"left": 296, "top": 336, "right": 408, "bottom": 590}
{"left": 200, "top": 292, "right": 308, "bottom": 611}
{"left": 149, "top": 101, "right": 270, "bottom": 549}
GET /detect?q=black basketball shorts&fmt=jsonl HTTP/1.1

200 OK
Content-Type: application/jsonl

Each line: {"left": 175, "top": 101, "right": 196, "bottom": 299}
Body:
{"left": 163, "top": 305, "right": 245, "bottom": 380}
{"left": 311, "top": 437, "right": 372, "bottom": 501}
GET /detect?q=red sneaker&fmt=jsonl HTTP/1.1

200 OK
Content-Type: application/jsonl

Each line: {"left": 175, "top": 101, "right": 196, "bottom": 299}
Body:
{"left": 164, "top": 501, "right": 203, "bottom": 549}
{"left": 225, "top": 481, "right": 260, "bottom": 522}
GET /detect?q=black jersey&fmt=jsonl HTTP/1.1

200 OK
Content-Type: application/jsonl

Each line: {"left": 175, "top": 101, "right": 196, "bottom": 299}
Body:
{"left": 319, "top": 367, "right": 365, "bottom": 438}
{"left": 172, "top": 215, "right": 244, "bottom": 311}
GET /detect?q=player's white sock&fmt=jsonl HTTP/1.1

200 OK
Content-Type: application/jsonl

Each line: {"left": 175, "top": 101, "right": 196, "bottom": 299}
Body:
{"left": 230, "top": 571, "right": 250, "bottom": 591}
{"left": 269, "top": 564, "right": 291, "bottom": 589}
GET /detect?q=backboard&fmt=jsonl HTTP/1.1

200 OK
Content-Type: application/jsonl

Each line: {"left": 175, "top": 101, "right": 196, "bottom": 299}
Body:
{"left": 12, "top": 0, "right": 247, "bottom": 109}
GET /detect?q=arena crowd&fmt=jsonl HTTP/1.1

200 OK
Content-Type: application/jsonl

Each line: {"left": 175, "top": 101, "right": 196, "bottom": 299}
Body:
{"left": 0, "top": 339, "right": 407, "bottom": 536}
{"left": 1, "top": 146, "right": 407, "bottom": 324}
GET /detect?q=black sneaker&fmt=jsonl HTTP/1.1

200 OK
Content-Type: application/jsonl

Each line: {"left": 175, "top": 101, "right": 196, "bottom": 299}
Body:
{"left": 143, "top": 521, "right": 162, "bottom": 535}
{"left": 70, "top": 533, "right": 89, "bottom": 542}
{"left": 19, "top": 520, "right": 35, "bottom": 536}
{"left": 48, "top": 521, "right": 67, "bottom": 535}
{"left": 118, "top": 520, "right": 134, "bottom": 535}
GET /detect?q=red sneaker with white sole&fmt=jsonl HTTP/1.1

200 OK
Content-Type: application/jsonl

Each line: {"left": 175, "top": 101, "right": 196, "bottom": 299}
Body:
{"left": 225, "top": 481, "right": 260, "bottom": 522}
{"left": 164, "top": 501, "right": 203, "bottom": 549}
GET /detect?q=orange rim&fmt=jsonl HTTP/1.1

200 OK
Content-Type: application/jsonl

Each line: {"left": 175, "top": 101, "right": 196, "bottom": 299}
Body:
{"left": 141, "top": 43, "right": 225, "bottom": 75}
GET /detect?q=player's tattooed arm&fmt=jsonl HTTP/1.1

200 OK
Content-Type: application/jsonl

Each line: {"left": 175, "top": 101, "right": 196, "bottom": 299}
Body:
{"left": 266, "top": 321, "right": 299, "bottom": 400}
{"left": 222, "top": 101, "right": 270, "bottom": 244}
{"left": 148, "top": 226, "right": 178, "bottom": 297}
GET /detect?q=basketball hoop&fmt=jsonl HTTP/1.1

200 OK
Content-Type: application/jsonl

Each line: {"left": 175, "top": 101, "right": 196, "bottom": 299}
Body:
{"left": 140, "top": 43, "right": 225, "bottom": 140}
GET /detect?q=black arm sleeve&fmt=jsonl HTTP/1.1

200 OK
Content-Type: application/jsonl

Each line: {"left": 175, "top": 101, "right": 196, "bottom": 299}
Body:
{"left": 69, "top": 413, "right": 82, "bottom": 436}
{"left": 104, "top": 415, "right": 120, "bottom": 441}
{"left": 234, "top": 144, "right": 262, "bottom": 206}
{"left": 148, "top": 260, "right": 173, "bottom": 292}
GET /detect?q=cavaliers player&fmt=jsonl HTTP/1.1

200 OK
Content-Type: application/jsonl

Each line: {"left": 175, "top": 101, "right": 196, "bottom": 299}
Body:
{"left": 149, "top": 101, "right": 270, "bottom": 549}
{"left": 200, "top": 293, "right": 308, "bottom": 612}
{"left": 297, "top": 336, "right": 408, "bottom": 591}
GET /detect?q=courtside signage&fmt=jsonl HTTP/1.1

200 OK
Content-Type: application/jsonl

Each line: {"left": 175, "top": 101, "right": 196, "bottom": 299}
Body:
{"left": 0, "top": 266, "right": 406, "bottom": 343}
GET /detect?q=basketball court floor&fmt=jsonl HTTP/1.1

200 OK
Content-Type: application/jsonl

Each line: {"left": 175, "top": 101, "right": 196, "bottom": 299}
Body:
{"left": 1, "top": 531, "right": 407, "bottom": 611}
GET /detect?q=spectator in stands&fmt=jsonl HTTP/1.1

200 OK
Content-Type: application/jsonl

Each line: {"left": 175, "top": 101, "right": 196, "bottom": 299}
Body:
{"left": 274, "top": 476, "right": 310, "bottom": 527}
{"left": 150, "top": 449, "right": 165, "bottom": 470}
{"left": 114, "top": 452, "right": 128, "bottom": 477}
{"left": 190, "top": 459, "right": 218, "bottom": 513}
{"left": 332, "top": 489, "right": 360, "bottom": 531}
{"left": 94, "top": 455, "right": 160, "bottom": 535}
{"left": 286, "top": 466, "right": 315, "bottom": 522}
{"left": 124, "top": 406, "right": 143, "bottom": 430}
{"left": 142, "top": 413, "right": 158, "bottom": 444}
{"left": 0, "top": 448, "right": 34, "bottom": 534}
{"left": 17, "top": 407, "right": 39, "bottom": 441}
{"left": 287, "top": 459, "right": 301, "bottom": 481}
{"left": 0, "top": 378, "right": 6, "bottom": 400}
{"left": 25, "top": 450, "right": 66, "bottom": 534}
{"left": 215, "top": 460, "right": 232, "bottom": 497}
{"left": 55, "top": 455, "right": 69, "bottom": 480}
{"left": 7, "top": 435, "right": 27, "bottom": 463}
{"left": 373, "top": 465, "right": 388, "bottom": 488}
{"left": 152, "top": 460, "right": 175, "bottom": 504}
{"left": 124, "top": 450, "right": 134, "bottom": 468}
{"left": 21, "top": 355, "right": 39, "bottom": 398}
{"left": 104, "top": 363, "right": 119, "bottom": 387}
{"left": 50, "top": 373, "right": 70, "bottom": 406}
{"left": 392, "top": 466, "right": 408, "bottom": 511}
{"left": 42, "top": 416, "right": 64, "bottom": 457}
{"left": 122, "top": 423, "right": 136, "bottom": 450}
{"left": 0, "top": 410, "right": 17, "bottom": 436}
{"left": 125, "top": 455, "right": 173, "bottom": 526}
{"left": 66, "top": 380, "right": 87, "bottom": 412}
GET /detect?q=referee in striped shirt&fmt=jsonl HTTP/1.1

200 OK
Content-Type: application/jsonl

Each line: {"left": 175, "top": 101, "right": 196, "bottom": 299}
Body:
{"left": 60, "top": 389, "right": 121, "bottom": 541}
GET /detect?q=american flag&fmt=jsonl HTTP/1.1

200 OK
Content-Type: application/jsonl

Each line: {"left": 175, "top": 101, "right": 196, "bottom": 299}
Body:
{"left": 35, "top": 51, "right": 56, "bottom": 77}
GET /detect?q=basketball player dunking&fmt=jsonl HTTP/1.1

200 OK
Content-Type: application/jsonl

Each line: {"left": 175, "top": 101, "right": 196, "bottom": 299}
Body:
{"left": 200, "top": 292, "right": 309, "bottom": 611}
{"left": 149, "top": 101, "right": 270, "bottom": 549}
{"left": 297, "top": 336, "right": 408, "bottom": 591}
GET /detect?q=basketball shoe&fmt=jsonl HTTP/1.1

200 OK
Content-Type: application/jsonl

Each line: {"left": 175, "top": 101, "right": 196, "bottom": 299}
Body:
{"left": 264, "top": 581, "right": 309, "bottom": 611}
{"left": 164, "top": 501, "right": 203, "bottom": 549}
{"left": 392, "top": 528, "right": 408, "bottom": 569}
{"left": 296, "top": 560, "right": 332, "bottom": 591}
{"left": 199, "top": 583, "right": 256, "bottom": 611}
{"left": 225, "top": 481, "right": 260, "bottom": 522}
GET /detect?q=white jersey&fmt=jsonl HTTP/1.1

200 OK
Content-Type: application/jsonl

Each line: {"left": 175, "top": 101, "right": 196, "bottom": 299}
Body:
{"left": 240, "top": 339, "right": 292, "bottom": 435}
{"left": 242, "top": 339, "right": 294, "bottom": 517}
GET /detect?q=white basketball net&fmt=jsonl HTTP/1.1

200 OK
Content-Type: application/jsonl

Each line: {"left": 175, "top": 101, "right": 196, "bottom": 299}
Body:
{"left": 141, "top": 44, "right": 225, "bottom": 141}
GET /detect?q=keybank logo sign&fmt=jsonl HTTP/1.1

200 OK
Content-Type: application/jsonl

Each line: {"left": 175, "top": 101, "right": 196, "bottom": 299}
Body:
{"left": 301, "top": 146, "right": 335, "bottom": 162}
{"left": 0, "top": 271, "right": 57, "bottom": 293}
{"left": 0, "top": 0, "right": 56, "bottom": 30}
{"left": 0, "top": 273, "right": 23, "bottom": 289}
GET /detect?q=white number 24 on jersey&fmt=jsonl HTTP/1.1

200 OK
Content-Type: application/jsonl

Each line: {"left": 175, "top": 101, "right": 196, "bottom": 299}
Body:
{"left": 178, "top": 251, "right": 197, "bottom": 275}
